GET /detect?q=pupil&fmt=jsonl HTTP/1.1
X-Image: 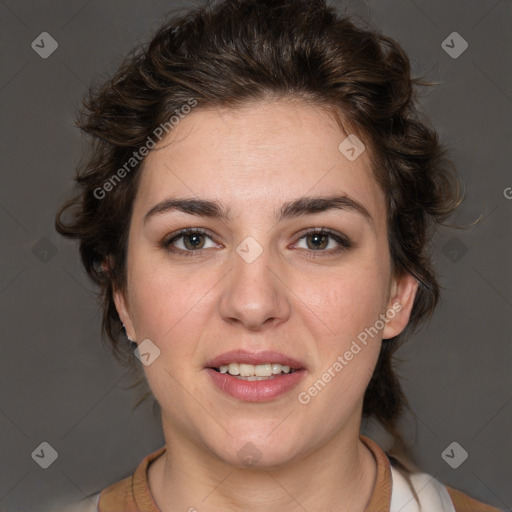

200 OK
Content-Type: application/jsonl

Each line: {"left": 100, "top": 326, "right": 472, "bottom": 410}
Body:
{"left": 186, "top": 234, "right": 203, "bottom": 249}
{"left": 310, "top": 233, "right": 327, "bottom": 250}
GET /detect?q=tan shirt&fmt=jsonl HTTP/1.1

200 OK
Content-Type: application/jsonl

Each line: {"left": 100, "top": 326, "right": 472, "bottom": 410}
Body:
{"left": 94, "top": 435, "right": 502, "bottom": 511}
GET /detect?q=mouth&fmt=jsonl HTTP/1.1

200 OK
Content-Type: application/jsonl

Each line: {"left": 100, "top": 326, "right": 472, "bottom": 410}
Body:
{"left": 204, "top": 350, "right": 306, "bottom": 402}
{"left": 210, "top": 362, "right": 298, "bottom": 380}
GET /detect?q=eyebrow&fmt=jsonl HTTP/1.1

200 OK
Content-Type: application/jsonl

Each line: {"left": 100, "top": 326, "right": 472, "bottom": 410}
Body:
{"left": 143, "top": 194, "right": 374, "bottom": 227}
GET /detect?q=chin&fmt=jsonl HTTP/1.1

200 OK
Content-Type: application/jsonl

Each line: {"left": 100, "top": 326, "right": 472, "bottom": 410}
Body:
{"left": 208, "top": 429, "right": 307, "bottom": 470}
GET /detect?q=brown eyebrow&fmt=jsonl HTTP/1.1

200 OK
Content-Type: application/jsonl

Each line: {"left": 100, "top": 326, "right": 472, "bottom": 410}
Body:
{"left": 143, "top": 195, "right": 374, "bottom": 227}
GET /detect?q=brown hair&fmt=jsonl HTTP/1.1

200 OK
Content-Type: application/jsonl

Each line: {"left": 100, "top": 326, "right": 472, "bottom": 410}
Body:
{"left": 55, "top": 0, "right": 461, "bottom": 495}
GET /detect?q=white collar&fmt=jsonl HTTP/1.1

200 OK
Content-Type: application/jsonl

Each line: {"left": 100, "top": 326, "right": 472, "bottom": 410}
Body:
{"left": 390, "top": 465, "right": 456, "bottom": 512}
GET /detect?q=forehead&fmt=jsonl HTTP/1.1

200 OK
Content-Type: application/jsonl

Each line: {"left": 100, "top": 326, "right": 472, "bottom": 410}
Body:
{"left": 134, "top": 99, "right": 385, "bottom": 222}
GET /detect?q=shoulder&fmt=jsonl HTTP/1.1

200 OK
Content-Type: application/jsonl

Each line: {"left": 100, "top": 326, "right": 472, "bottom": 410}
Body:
{"left": 95, "top": 445, "right": 166, "bottom": 511}
{"left": 390, "top": 466, "right": 503, "bottom": 512}
{"left": 96, "top": 475, "right": 135, "bottom": 510}
{"left": 49, "top": 493, "right": 101, "bottom": 512}
{"left": 446, "top": 485, "right": 504, "bottom": 512}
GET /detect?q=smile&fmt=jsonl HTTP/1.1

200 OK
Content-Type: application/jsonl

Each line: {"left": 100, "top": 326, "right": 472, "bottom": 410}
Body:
{"left": 205, "top": 350, "right": 306, "bottom": 402}
{"left": 214, "top": 362, "right": 296, "bottom": 379}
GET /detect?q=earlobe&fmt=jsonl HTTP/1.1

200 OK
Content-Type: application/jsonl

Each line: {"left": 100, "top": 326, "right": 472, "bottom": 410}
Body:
{"left": 382, "top": 273, "right": 419, "bottom": 340}
{"left": 113, "top": 288, "right": 136, "bottom": 341}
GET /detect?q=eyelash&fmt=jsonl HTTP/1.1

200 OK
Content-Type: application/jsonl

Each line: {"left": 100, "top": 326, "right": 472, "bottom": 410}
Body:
{"left": 162, "top": 227, "right": 352, "bottom": 258}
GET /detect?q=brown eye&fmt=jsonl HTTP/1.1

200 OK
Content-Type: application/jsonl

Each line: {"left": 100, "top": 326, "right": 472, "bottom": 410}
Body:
{"left": 181, "top": 232, "right": 206, "bottom": 250}
{"left": 164, "top": 228, "right": 218, "bottom": 255}
{"left": 295, "top": 228, "right": 352, "bottom": 255}
{"left": 306, "top": 232, "right": 329, "bottom": 250}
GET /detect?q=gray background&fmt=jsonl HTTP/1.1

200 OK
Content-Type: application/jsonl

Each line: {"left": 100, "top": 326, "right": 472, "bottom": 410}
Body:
{"left": 0, "top": 0, "right": 511, "bottom": 511}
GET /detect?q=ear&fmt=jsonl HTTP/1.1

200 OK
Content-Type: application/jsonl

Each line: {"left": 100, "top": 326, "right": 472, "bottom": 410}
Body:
{"left": 113, "top": 287, "right": 137, "bottom": 342}
{"left": 382, "top": 272, "right": 419, "bottom": 340}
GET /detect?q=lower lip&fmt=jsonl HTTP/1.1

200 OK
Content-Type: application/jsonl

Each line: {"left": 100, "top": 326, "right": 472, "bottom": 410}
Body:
{"left": 205, "top": 368, "right": 306, "bottom": 402}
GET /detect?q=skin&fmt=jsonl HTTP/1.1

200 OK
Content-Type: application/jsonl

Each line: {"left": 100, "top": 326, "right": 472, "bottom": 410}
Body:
{"left": 114, "top": 98, "right": 418, "bottom": 512}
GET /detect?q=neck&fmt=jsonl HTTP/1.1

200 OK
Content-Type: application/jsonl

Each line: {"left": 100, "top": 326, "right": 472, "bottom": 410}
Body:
{"left": 148, "top": 417, "right": 377, "bottom": 512}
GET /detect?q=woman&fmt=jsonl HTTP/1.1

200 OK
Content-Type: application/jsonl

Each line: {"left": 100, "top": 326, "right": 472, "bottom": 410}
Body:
{"left": 55, "top": 0, "right": 503, "bottom": 510}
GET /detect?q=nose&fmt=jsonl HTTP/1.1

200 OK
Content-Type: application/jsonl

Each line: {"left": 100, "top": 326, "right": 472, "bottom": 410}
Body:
{"left": 219, "top": 242, "right": 291, "bottom": 331}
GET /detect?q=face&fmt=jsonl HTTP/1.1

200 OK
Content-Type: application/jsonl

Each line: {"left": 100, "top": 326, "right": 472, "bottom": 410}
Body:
{"left": 114, "top": 99, "right": 417, "bottom": 469}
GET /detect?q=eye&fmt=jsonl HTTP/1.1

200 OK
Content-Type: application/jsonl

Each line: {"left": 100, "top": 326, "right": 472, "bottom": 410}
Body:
{"left": 162, "top": 227, "right": 352, "bottom": 257}
{"left": 164, "top": 228, "right": 219, "bottom": 255}
{"left": 294, "top": 228, "right": 352, "bottom": 255}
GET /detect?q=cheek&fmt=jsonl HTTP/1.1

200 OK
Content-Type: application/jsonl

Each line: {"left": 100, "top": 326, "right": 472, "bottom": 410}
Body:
{"left": 297, "top": 253, "right": 389, "bottom": 402}
{"left": 308, "top": 260, "right": 390, "bottom": 341}
{"left": 125, "top": 259, "right": 211, "bottom": 415}
{"left": 126, "top": 253, "right": 213, "bottom": 340}
{"left": 297, "top": 272, "right": 385, "bottom": 415}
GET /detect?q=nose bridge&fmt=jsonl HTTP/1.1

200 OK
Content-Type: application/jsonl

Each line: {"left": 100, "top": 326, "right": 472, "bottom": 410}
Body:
{"left": 219, "top": 234, "right": 290, "bottom": 329}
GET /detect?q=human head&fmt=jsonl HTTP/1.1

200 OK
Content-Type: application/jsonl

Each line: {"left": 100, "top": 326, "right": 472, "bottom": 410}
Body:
{"left": 55, "top": 0, "right": 460, "bottom": 463}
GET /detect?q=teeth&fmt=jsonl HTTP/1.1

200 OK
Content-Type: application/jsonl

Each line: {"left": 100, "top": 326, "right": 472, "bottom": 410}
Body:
{"left": 239, "top": 363, "right": 254, "bottom": 377}
{"left": 255, "top": 364, "right": 272, "bottom": 377}
{"left": 216, "top": 363, "right": 294, "bottom": 377}
{"left": 228, "top": 363, "right": 240, "bottom": 375}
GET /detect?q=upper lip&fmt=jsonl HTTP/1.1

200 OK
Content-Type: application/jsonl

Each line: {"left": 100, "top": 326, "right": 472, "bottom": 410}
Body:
{"left": 205, "top": 350, "right": 305, "bottom": 370}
